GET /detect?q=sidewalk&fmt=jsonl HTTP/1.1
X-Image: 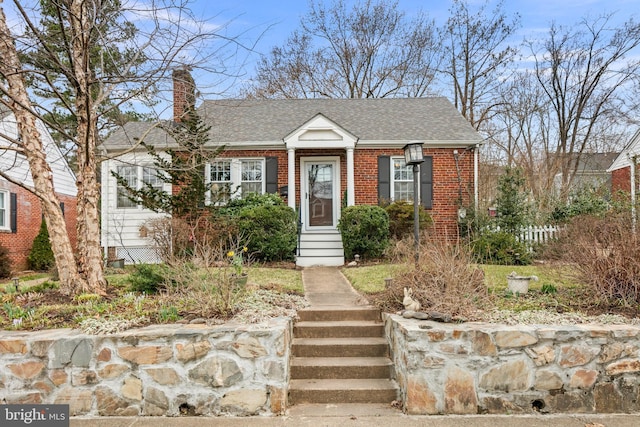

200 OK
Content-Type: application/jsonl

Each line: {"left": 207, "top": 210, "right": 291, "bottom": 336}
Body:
{"left": 70, "top": 410, "right": 640, "bottom": 427}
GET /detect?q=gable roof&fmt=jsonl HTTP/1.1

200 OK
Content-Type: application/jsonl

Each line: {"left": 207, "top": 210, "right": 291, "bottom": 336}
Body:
{"left": 608, "top": 129, "right": 640, "bottom": 172}
{"left": 0, "top": 107, "right": 77, "bottom": 196}
{"left": 200, "top": 98, "right": 480, "bottom": 143}
{"left": 102, "top": 97, "right": 480, "bottom": 150}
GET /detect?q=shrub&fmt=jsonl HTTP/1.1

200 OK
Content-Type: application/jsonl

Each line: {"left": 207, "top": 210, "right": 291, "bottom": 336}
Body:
{"left": 128, "top": 264, "right": 169, "bottom": 293}
{"left": 0, "top": 244, "right": 11, "bottom": 279}
{"left": 338, "top": 205, "right": 389, "bottom": 260}
{"left": 27, "top": 220, "right": 55, "bottom": 271}
{"left": 555, "top": 213, "right": 640, "bottom": 306}
{"left": 237, "top": 204, "right": 297, "bottom": 262}
{"left": 371, "top": 242, "right": 487, "bottom": 318}
{"left": 549, "top": 186, "right": 610, "bottom": 224}
{"left": 384, "top": 201, "right": 432, "bottom": 239}
{"left": 221, "top": 193, "right": 285, "bottom": 216}
{"left": 471, "top": 230, "right": 532, "bottom": 265}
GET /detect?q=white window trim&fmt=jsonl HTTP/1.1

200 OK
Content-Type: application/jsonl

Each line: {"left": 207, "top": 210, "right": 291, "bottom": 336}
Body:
{"left": 205, "top": 158, "right": 266, "bottom": 205}
{"left": 0, "top": 189, "right": 9, "bottom": 231}
{"left": 390, "top": 156, "right": 418, "bottom": 202}
{"left": 115, "top": 164, "right": 166, "bottom": 210}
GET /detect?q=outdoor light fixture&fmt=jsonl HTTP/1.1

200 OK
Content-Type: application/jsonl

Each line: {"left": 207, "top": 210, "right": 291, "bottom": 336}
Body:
{"left": 403, "top": 141, "right": 425, "bottom": 166}
{"left": 403, "top": 141, "right": 425, "bottom": 265}
{"left": 13, "top": 277, "right": 19, "bottom": 292}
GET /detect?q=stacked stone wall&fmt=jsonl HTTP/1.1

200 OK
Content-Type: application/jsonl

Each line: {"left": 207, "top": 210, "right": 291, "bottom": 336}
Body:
{"left": 0, "top": 319, "right": 291, "bottom": 417}
{"left": 385, "top": 315, "right": 640, "bottom": 415}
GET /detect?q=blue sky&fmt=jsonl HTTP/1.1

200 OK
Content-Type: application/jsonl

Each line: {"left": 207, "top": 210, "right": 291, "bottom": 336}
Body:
{"left": 184, "top": 0, "right": 639, "bottom": 95}
{"left": 203, "top": 0, "right": 639, "bottom": 50}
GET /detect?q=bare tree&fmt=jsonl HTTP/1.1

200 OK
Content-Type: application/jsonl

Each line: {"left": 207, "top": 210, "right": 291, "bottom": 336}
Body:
{"left": 0, "top": 0, "right": 239, "bottom": 294}
{"left": 440, "top": 0, "right": 520, "bottom": 130}
{"left": 492, "top": 71, "right": 560, "bottom": 209}
{"left": 245, "top": 0, "right": 441, "bottom": 99}
{"left": 528, "top": 14, "right": 640, "bottom": 200}
{"left": 0, "top": 4, "right": 85, "bottom": 291}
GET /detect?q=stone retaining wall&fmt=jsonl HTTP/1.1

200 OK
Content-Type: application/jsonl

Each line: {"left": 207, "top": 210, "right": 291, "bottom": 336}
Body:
{"left": 385, "top": 314, "right": 640, "bottom": 415}
{"left": 0, "top": 318, "right": 291, "bottom": 416}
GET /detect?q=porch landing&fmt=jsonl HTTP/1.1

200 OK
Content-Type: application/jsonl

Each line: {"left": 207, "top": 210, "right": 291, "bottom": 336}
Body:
{"left": 296, "top": 231, "right": 345, "bottom": 267}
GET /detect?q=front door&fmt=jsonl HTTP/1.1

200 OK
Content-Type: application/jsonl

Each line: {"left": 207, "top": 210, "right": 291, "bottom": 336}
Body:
{"left": 302, "top": 158, "right": 340, "bottom": 231}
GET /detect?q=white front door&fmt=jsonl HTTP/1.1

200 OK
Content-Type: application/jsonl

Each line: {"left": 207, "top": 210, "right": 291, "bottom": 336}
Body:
{"left": 301, "top": 157, "right": 340, "bottom": 231}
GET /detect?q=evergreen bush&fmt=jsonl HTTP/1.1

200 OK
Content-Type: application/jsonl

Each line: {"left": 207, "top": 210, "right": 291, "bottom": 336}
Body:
{"left": 471, "top": 230, "right": 532, "bottom": 265}
{"left": 0, "top": 244, "right": 11, "bottom": 279}
{"left": 384, "top": 200, "right": 431, "bottom": 239}
{"left": 237, "top": 204, "right": 297, "bottom": 262}
{"left": 27, "top": 220, "right": 55, "bottom": 271}
{"left": 338, "top": 205, "right": 389, "bottom": 260}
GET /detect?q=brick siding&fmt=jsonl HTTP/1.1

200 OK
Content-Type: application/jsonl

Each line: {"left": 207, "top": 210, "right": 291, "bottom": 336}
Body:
{"left": 219, "top": 146, "right": 474, "bottom": 241}
{"left": 0, "top": 183, "right": 77, "bottom": 272}
{"left": 611, "top": 166, "right": 631, "bottom": 193}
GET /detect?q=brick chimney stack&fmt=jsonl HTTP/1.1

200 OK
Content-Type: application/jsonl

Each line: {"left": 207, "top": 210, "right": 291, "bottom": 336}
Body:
{"left": 172, "top": 68, "right": 196, "bottom": 123}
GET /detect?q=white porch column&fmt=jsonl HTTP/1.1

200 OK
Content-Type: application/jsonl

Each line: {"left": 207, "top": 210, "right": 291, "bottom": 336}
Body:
{"left": 287, "top": 148, "right": 296, "bottom": 209}
{"left": 346, "top": 147, "right": 355, "bottom": 206}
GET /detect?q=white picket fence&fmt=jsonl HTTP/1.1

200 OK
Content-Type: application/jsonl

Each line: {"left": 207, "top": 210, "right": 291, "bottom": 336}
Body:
{"left": 491, "top": 225, "right": 563, "bottom": 251}
{"left": 518, "top": 225, "right": 562, "bottom": 247}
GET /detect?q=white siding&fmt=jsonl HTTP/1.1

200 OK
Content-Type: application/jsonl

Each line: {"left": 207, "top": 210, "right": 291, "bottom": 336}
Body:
{"left": 0, "top": 113, "right": 76, "bottom": 196}
{"left": 100, "top": 152, "right": 171, "bottom": 261}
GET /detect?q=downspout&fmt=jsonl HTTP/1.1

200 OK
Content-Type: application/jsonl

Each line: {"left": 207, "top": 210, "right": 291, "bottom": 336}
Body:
{"left": 474, "top": 143, "right": 479, "bottom": 214}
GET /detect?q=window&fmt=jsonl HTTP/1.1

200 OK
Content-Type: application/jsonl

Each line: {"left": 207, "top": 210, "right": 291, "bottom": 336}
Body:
{"left": 116, "top": 165, "right": 164, "bottom": 208}
{"left": 116, "top": 165, "right": 138, "bottom": 208}
{"left": 210, "top": 160, "right": 232, "bottom": 202}
{"left": 0, "top": 190, "right": 7, "bottom": 229}
{"left": 391, "top": 158, "right": 415, "bottom": 202}
{"left": 241, "top": 160, "right": 264, "bottom": 196}
{"left": 207, "top": 158, "right": 265, "bottom": 203}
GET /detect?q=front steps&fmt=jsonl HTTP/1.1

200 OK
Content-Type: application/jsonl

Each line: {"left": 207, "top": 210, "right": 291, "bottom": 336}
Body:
{"left": 289, "top": 306, "right": 399, "bottom": 405}
{"left": 296, "top": 232, "right": 345, "bottom": 267}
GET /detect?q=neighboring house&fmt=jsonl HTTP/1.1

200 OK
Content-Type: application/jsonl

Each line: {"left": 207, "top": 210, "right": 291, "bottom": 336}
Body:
{"left": 0, "top": 106, "right": 78, "bottom": 272}
{"left": 608, "top": 129, "right": 640, "bottom": 196}
{"left": 554, "top": 152, "right": 619, "bottom": 195}
{"left": 100, "top": 71, "right": 481, "bottom": 267}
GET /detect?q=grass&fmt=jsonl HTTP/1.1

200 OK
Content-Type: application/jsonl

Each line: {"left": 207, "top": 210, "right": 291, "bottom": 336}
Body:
{"left": 248, "top": 267, "right": 303, "bottom": 294}
{"left": 341, "top": 264, "right": 407, "bottom": 293}
{"left": 343, "top": 263, "right": 581, "bottom": 295}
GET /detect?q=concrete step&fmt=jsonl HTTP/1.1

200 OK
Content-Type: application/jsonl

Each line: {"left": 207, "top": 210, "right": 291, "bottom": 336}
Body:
{"left": 299, "top": 232, "right": 343, "bottom": 242}
{"left": 299, "top": 239, "right": 344, "bottom": 249}
{"left": 292, "top": 337, "right": 389, "bottom": 358}
{"left": 291, "top": 357, "right": 394, "bottom": 379}
{"left": 294, "top": 321, "right": 384, "bottom": 338}
{"left": 296, "top": 255, "right": 345, "bottom": 267}
{"left": 288, "top": 378, "right": 399, "bottom": 404}
{"left": 297, "top": 307, "right": 381, "bottom": 322}
{"left": 298, "top": 247, "right": 345, "bottom": 257}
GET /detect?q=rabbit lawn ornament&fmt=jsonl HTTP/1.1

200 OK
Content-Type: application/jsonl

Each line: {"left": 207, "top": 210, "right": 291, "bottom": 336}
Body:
{"left": 403, "top": 287, "right": 421, "bottom": 312}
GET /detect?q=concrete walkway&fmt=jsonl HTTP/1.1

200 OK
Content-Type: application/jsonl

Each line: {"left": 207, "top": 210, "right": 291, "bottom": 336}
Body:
{"left": 301, "top": 267, "right": 368, "bottom": 306}
{"left": 68, "top": 267, "right": 640, "bottom": 427}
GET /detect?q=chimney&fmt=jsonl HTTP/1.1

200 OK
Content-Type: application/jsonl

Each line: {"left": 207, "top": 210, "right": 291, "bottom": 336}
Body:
{"left": 172, "top": 68, "right": 196, "bottom": 123}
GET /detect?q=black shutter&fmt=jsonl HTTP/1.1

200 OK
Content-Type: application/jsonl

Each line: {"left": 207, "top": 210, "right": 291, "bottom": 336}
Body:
{"left": 60, "top": 202, "right": 65, "bottom": 217}
{"left": 265, "top": 157, "right": 278, "bottom": 194}
{"left": 377, "top": 156, "right": 390, "bottom": 205}
{"left": 10, "top": 192, "right": 17, "bottom": 233}
{"left": 420, "top": 156, "right": 433, "bottom": 209}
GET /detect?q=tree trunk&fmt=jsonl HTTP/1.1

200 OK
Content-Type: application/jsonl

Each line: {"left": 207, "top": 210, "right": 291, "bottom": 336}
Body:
{"left": 69, "top": 0, "right": 107, "bottom": 295}
{"left": 0, "top": 8, "right": 87, "bottom": 295}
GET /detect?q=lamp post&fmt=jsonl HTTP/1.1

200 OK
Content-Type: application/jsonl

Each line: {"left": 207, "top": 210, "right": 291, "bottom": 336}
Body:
{"left": 403, "top": 141, "right": 425, "bottom": 265}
